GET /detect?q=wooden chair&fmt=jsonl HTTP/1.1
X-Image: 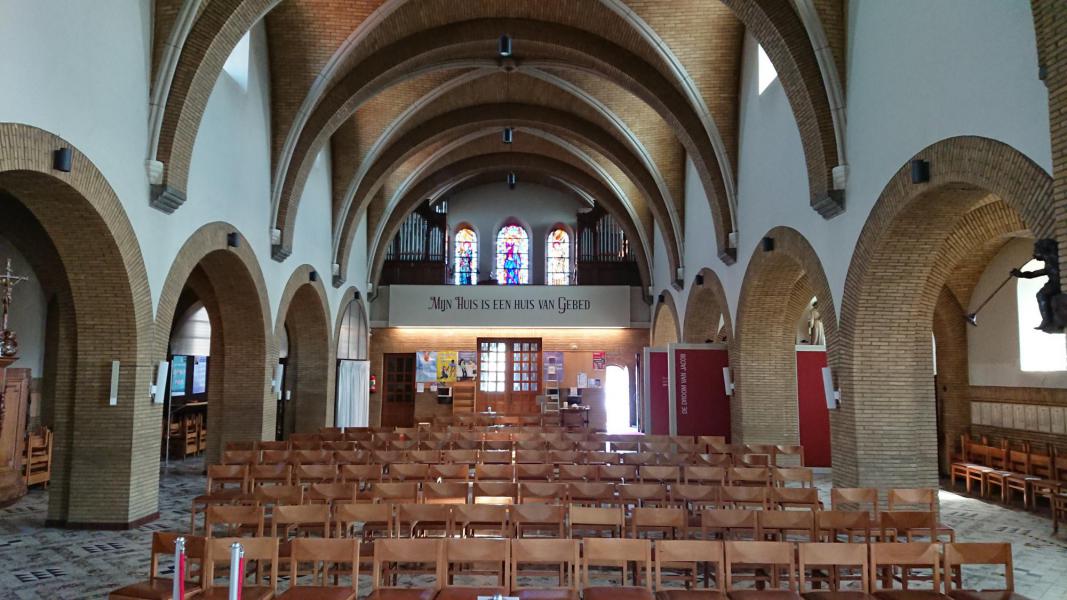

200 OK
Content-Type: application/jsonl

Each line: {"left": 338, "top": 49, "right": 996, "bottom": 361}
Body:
{"left": 481, "top": 449, "right": 513, "bottom": 464}
{"left": 629, "top": 506, "right": 687, "bottom": 540}
{"left": 271, "top": 504, "right": 331, "bottom": 554}
{"left": 203, "top": 505, "right": 264, "bottom": 538}
{"left": 340, "top": 464, "right": 383, "bottom": 489}
{"left": 221, "top": 450, "right": 256, "bottom": 465}
{"left": 372, "top": 450, "right": 406, "bottom": 464}
{"left": 599, "top": 464, "right": 639, "bottom": 482}
{"left": 581, "top": 538, "right": 654, "bottom": 600}
{"left": 880, "top": 511, "right": 937, "bottom": 543}
{"left": 942, "top": 542, "right": 1019, "bottom": 600}
{"left": 291, "top": 449, "right": 332, "bottom": 465}
{"left": 444, "top": 449, "right": 479, "bottom": 464}
{"left": 388, "top": 463, "right": 429, "bottom": 482}
{"left": 558, "top": 464, "right": 597, "bottom": 481}
{"left": 396, "top": 503, "right": 453, "bottom": 538}
{"left": 773, "top": 467, "right": 815, "bottom": 488}
{"left": 693, "top": 453, "right": 732, "bottom": 467}
{"left": 516, "top": 450, "right": 549, "bottom": 464}
{"left": 568, "top": 481, "right": 619, "bottom": 507}
{"left": 798, "top": 542, "right": 869, "bottom": 597}
{"left": 510, "top": 538, "right": 580, "bottom": 600}
{"left": 408, "top": 450, "right": 441, "bottom": 464}
{"left": 519, "top": 482, "right": 569, "bottom": 504}
{"left": 831, "top": 488, "right": 879, "bottom": 528}
{"left": 775, "top": 445, "right": 806, "bottom": 467}
{"left": 453, "top": 503, "right": 509, "bottom": 538}
{"left": 22, "top": 427, "right": 52, "bottom": 488}
{"left": 720, "top": 486, "right": 768, "bottom": 510}
{"left": 622, "top": 452, "right": 659, "bottom": 466}
{"left": 334, "top": 502, "right": 393, "bottom": 542}
{"left": 771, "top": 487, "right": 823, "bottom": 512}
{"left": 618, "top": 483, "right": 670, "bottom": 511}
{"left": 758, "top": 510, "right": 816, "bottom": 542}
{"left": 260, "top": 450, "right": 291, "bottom": 465}
{"left": 422, "top": 481, "right": 470, "bottom": 504}
{"left": 724, "top": 541, "right": 797, "bottom": 598}
{"left": 868, "top": 542, "right": 944, "bottom": 597}
{"left": 684, "top": 465, "right": 726, "bottom": 486}
{"left": 472, "top": 481, "right": 518, "bottom": 504}
{"left": 728, "top": 467, "right": 770, "bottom": 486}
{"left": 585, "top": 451, "right": 622, "bottom": 465}
{"left": 429, "top": 463, "right": 471, "bottom": 483}
{"left": 887, "top": 489, "right": 955, "bottom": 542}
{"left": 701, "top": 509, "right": 759, "bottom": 541}
{"left": 307, "top": 482, "right": 358, "bottom": 507}
{"left": 200, "top": 537, "right": 279, "bottom": 600}
{"left": 438, "top": 538, "right": 510, "bottom": 600}
{"left": 639, "top": 465, "right": 681, "bottom": 485}
{"left": 371, "top": 482, "right": 419, "bottom": 505}
{"left": 294, "top": 464, "right": 338, "bottom": 485}
{"left": 107, "top": 533, "right": 204, "bottom": 600}
{"left": 475, "top": 463, "right": 515, "bottom": 482}
{"left": 652, "top": 539, "right": 726, "bottom": 599}
{"left": 368, "top": 538, "right": 443, "bottom": 600}
{"left": 568, "top": 505, "right": 625, "bottom": 538}
{"left": 511, "top": 503, "right": 566, "bottom": 538}
{"left": 815, "top": 510, "right": 872, "bottom": 543}
{"left": 516, "top": 463, "right": 555, "bottom": 481}
{"left": 249, "top": 464, "right": 291, "bottom": 488}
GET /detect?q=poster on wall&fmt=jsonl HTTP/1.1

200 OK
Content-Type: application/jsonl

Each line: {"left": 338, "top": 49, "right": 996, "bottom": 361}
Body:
{"left": 592, "top": 352, "right": 606, "bottom": 370}
{"left": 543, "top": 351, "right": 564, "bottom": 386}
{"left": 170, "top": 356, "right": 187, "bottom": 397}
{"left": 192, "top": 356, "right": 208, "bottom": 394}
{"left": 437, "top": 351, "right": 458, "bottom": 383}
{"left": 667, "top": 343, "right": 730, "bottom": 438}
{"left": 415, "top": 351, "right": 437, "bottom": 383}
{"left": 457, "top": 351, "right": 478, "bottom": 381}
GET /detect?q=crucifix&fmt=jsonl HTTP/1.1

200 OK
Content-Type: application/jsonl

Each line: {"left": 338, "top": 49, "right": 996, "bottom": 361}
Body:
{"left": 0, "top": 258, "right": 29, "bottom": 423}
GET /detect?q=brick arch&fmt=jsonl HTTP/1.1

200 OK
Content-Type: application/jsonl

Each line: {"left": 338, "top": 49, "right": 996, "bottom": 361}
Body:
{"left": 155, "top": 223, "right": 276, "bottom": 466}
{"left": 733, "top": 226, "right": 836, "bottom": 445}
{"left": 0, "top": 123, "right": 158, "bottom": 525}
{"left": 835, "top": 136, "right": 1052, "bottom": 489}
{"left": 651, "top": 292, "right": 681, "bottom": 347}
{"left": 682, "top": 268, "right": 733, "bottom": 343}
{"left": 333, "top": 286, "right": 369, "bottom": 360}
{"left": 275, "top": 265, "right": 336, "bottom": 435}
{"left": 361, "top": 153, "right": 654, "bottom": 292}
{"left": 274, "top": 18, "right": 732, "bottom": 267}
{"left": 335, "top": 104, "right": 679, "bottom": 281}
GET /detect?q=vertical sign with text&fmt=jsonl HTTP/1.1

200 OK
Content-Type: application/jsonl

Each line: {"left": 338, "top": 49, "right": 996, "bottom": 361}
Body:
{"left": 669, "top": 344, "right": 730, "bottom": 438}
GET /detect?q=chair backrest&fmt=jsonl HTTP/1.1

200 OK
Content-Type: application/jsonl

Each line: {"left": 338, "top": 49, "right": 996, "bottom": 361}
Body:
{"left": 869, "top": 542, "right": 941, "bottom": 592}
{"left": 481, "top": 450, "right": 513, "bottom": 464}
{"left": 887, "top": 488, "right": 937, "bottom": 513}
{"left": 943, "top": 542, "right": 1014, "bottom": 593}
{"left": 271, "top": 503, "right": 331, "bottom": 539}
{"left": 334, "top": 450, "right": 368, "bottom": 465}
{"left": 408, "top": 450, "right": 441, "bottom": 464}
{"left": 308, "top": 482, "right": 358, "bottom": 504}
{"left": 515, "top": 463, "right": 554, "bottom": 481}
{"left": 287, "top": 538, "right": 359, "bottom": 590}
{"left": 720, "top": 485, "right": 767, "bottom": 509}
{"left": 341, "top": 463, "right": 383, "bottom": 485}
{"left": 771, "top": 487, "right": 821, "bottom": 510}
{"left": 253, "top": 484, "right": 304, "bottom": 508}
{"left": 639, "top": 465, "right": 680, "bottom": 484}
{"left": 701, "top": 509, "right": 759, "bottom": 541}
{"left": 515, "top": 450, "right": 548, "bottom": 463}
{"left": 388, "top": 462, "right": 429, "bottom": 481}
{"left": 630, "top": 506, "right": 687, "bottom": 539}
{"left": 685, "top": 465, "right": 726, "bottom": 485}
{"left": 429, "top": 463, "right": 471, "bottom": 482}
{"left": 445, "top": 449, "right": 479, "bottom": 463}
{"left": 569, "top": 505, "right": 625, "bottom": 538}
{"left": 510, "top": 503, "right": 566, "bottom": 538}
{"left": 396, "top": 503, "right": 454, "bottom": 537}
{"left": 206, "top": 464, "right": 248, "bottom": 493}
{"left": 725, "top": 541, "right": 796, "bottom": 591}
{"left": 670, "top": 483, "right": 719, "bottom": 509}
{"left": 558, "top": 464, "right": 597, "bottom": 481}
{"left": 758, "top": 509, "right": 815, "bottom": 542}
{"left": 879, "top": 510, "right": 936, "bottom": 542}
{"left": 568, "top": 481, "right": 617, "bottom": 506}
{"left": 511, "top": 538, "right": 580, "bottom": 591}
{"left": 442, "top": 538, "right": 510, "bottom": 587}
{"left": 259, "top": 449, "right": 291, "bottom": 465}
{"left": 202, "top": 537, "right": 279, "bottom": 592}
{"left": 654, "top": 540, "right": 725, "bottom": 591}
{"left": 772, "top": 467, "right": 814, "bottom": 487}
{"left": 204, "top": 505, "right": 264, "bottom": 538}
{"left": 372, "top": 538, "right": 443, "bottom": 591}
{"left": 729, "top": 466, "right": 769, "bottom": 485}
{"left": 148, "top": 533, "right": 205, "bottom": 580}
{"left": 472, "top": 481, "right": 518, "bottom": 503}
{"left": 581, "top": 537, "right": 652, "bottom": 589}
{"left": 454, "top": 503, "right": 509, "bottom": 537}
{"left": 250, "top": 464, "right": 290, "bottom": 486}
{"left": 423, "top": 481, "right": 470, "bottom": 504}
{"left": 830, "top": 487, "right": 879, "bottom": 515}
{"left": 519, "top": 481, "right": 568, "bottom": 504}
{"left": 335, "top": 502, "right": 393, "bottom": 539}
{"left": 476, "top": 463, "right": 515, "bottom": 481}
{"left": 815, "top": 510, "right": 871, "bottom": 542}
{"left": 296, "top": 463, "right": 338, "bottom": 484}
{"left": 371, "top": 481, "right": 419, "bottom": 504}
{"left": 617, "top": 483, "right": 668, "bottom": 507}
{"left": 597, "top": 464, "right": 637, "bottom": 482}
{"left": 798, "top": 542, "right": 868, "bottom": 593}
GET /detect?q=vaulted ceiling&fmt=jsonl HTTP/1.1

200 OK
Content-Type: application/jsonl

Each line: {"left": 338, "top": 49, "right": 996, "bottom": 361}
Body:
{"left": 149, "top": 0, "right": 846, "bottom": 291}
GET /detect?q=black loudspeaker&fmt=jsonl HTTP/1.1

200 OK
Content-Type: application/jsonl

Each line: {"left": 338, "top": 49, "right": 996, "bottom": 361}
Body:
{"left": 911, "top": 159, "right": 930, "bottom": 183}
{"left": 761, "top": 237, "right": 775, "bottom": 252}
{"left": 226, "top": 232, "right": 240, "bottom": 248}
{"left": 499, "top": 34, "right": 512, "bottom": 57}
{"left": 502, "top": 127, "right": 513, "bottom": 144}
{"left": 53, "top": 147, "right": 72, "bottom": 172}
{"left": 658, "top": 293, "right": 665, "bottom": 304}
{"left": 309, "top": 271, "right": 318, "bottom": 282}
{"left": 695, "top": 274, "right": 704, "bottom": 286}
{"left": 507, "top": 172, "right": 517, "bottom": 189}
{"left": 353, "top": 290, "right": 361, "bottom": 301}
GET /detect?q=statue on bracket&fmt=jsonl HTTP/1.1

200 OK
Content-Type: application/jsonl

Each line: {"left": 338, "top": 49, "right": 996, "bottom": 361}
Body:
{"left": 1011, "top": 238, "right": 1064, "bottom": 333}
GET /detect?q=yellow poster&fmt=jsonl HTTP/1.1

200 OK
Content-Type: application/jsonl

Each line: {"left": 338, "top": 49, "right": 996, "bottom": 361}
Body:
{"left": 437, "top": 351, "right": 458, "bottom": 383}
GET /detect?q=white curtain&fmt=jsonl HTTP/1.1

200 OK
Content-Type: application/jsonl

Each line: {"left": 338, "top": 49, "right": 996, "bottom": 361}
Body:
{"left": 336, "top": 360, "right": 370, "bottom": 427}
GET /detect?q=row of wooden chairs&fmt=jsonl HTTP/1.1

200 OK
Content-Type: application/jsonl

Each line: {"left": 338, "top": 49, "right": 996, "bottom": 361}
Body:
{"left": 113, "top": 534, "right": 1026, "bottom": 600}
{"left": 951, "top": 435, "right": 1067, "bottom": 518}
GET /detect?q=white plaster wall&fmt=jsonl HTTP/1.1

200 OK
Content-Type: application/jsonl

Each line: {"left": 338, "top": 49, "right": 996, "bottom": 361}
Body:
{"left": 967, "top": 237, "right": 1067, "bottom": 388}
{"left": 446, "top": 182, "right": 582, "bottom": 284}
{"left": 0, "top": 237, "right": 47, "bottom": 376}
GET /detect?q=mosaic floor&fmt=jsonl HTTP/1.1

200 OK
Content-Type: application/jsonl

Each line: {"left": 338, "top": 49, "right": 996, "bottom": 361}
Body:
{"left": 1, "top": 461, "right": 1066, "bottom": 599}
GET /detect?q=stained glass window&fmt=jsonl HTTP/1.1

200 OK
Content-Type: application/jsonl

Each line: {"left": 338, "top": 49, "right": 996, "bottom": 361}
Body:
{"left": 453, "top": 227, "right": 478, "bottom": 285}
{"left": 546, "top": 227, "right": 571, "bottom": 285}
{"left": 495, "top": 224, "right": 529, "bottom": 285}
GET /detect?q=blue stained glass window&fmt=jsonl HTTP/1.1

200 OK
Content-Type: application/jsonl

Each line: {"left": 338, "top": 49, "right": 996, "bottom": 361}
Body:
{"left": 495, "top": 224, "right": 529, "bottom": 285}
{"left": 454, "top": 227, "right": 478, "bottom": 285}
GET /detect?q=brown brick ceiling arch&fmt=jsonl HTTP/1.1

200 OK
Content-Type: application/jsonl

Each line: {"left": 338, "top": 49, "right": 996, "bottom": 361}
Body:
{"left": 334, "top": 104, "right": 678, "bottom": 282}
{"left": 361, "top": 152, "right": 653, "bottom": 292}
{"left": 276, "top": 264, "right": 335, "bottom": 435}
{"left": 733, "top": 226, "right": 836, "bottom": 445}
{"left": 0, "top": 123, "right": 157, "bottom": 526}
{"left": 155, "top": 223, "right": 276, "bottom": 466}
{"left": 651, "top": 291, "right": 681, "bottom": 347}
{"left": 682, "top": 268, "right": 733, "bottom": 344}
{"left": 272, "top": 18, "right": 733, "bottom": 266}
{"left": 834, "top": 136, "right": 1052, "bottom": 490}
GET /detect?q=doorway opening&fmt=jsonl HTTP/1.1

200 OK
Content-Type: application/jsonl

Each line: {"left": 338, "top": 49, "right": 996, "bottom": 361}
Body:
{"left": 605, "top": 365, "right": 632, "bottom": 433}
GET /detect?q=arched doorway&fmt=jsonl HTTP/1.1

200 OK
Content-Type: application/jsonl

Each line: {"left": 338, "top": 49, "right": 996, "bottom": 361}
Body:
{"left": 156, "top": 224, "right": 275, "bottom": 467}
{"left": 605, "top": 364, "right": 632, "bottom": 433}
{"left": 335, "top": 290, "right": 370, "bottom": 427}
{"left": 276, "top": 266, "right": 333, "bottom": 437}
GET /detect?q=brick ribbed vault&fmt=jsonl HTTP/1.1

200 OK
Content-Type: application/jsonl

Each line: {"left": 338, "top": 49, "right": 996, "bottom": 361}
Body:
{"left": 834, "top": 136, "right": 1052, "bottom": 490}
{"left": 651, "top": 291, "right": 681, "bottom": 347}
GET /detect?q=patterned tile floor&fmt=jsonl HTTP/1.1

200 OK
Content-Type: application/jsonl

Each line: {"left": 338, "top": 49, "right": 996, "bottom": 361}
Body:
{"left": 1, "top": 460, "right": 1066, "bottom": 599}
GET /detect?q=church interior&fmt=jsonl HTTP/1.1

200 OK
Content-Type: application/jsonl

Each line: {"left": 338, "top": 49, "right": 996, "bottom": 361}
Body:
{"left": 0, "top": 1, "right": 1065, "bottom": 598}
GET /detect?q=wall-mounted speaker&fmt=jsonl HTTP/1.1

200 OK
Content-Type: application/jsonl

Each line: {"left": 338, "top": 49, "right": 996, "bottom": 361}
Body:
{"left": 309, "top": 270, "right": 318, "bottom": 282}
{"left": 227, "top": 232, "right": 240, "bottom": 248}
{"left": 498, "top": 34, "right": 512, "bottom": 57}
{"left": 722, "top": 367, "right": 734, "bottom": 396}
{"left": 109, "top": 360, "right": 121, "bottom": 406}
{"left": 910, "top": 159, "right": 930, "bottom": 184}
{"left": 53, "top": 147, "right": 72, "bottom": 172}
{"left": 657, "top": 293, "right": 665, "bottom": 304}
{"left": 507, "top": 172, "right": 517, "bottom": 189}
{"left": 695, "top": 274, "right": 704, "bottom": 286}
{"left": 761, "top": 237, "right": 775, "bottom": 252}
{"left": 502, "top": 127, "right": 513, "bottom": 144}
{"left": 152, "top": 361, "right": 169, "bottom": 404}
{"left": 821, "top": 366, "right": 838, "bottom": 409}
{"left": 353, "top": 290, "right": 361, "bottom": 301}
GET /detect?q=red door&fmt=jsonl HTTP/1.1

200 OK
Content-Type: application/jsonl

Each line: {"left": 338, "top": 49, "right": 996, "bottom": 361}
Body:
{"left": 796, "top": 349, "right": 832, "bottom": 467}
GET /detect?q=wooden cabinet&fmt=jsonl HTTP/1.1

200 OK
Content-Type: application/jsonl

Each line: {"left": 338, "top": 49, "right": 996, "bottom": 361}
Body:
{"left": 0, "top": 361, "right": 29, "bottom": 506}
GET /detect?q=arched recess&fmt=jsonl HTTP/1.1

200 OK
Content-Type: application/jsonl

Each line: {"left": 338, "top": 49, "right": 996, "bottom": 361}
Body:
{"left": 275, "top": 265, "right": 335, "bottom": 436}
{"left": 155, "top": 224, "right": 276, "bottom": 466}
{"left": 0, "top": 123, "right": 156, "bottom": 527}
{"left": 682, "top": 269, "right": 732, "bottom": 343}
{"left": 651, "top": 292, "right": 681, "bottom": 347}
{"left": 363, "top": 153, "right": 654, "bottom": 292}
{"left": 835, "top": 136, "right": 1053, "bottom": 489}
{"left": 733, "top": 227, "right": 836, "bottom": 446}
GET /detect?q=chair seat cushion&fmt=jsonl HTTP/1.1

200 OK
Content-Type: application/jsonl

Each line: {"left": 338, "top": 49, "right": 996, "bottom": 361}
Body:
{"left": 948, "top": 592, "right": 1032, "bottom": 600}
{"left": 516, "top": 589, "right": 581, "bottom": 600}
{"left": 656, "top": 590, "right": 728, "bottom": 600}
{"left": 108, "top": 577, "right": 201, "bottom": 600}
{"left": 872, "top": 592, "right": 949, "bottom": 600}
{"left": 584, "top": 586, "right": 655, "bottom": 600}
{"left": 367, "top": 589, "right": 440, "bottom": 600}
{"left": 277, "top": 585, "right": 357, "bottom": 600}
{"left": 435, "top": 587, "right": 506, "bottom": 600}
{"left": 728, "top": 591, "right": 803, "bottom": 600}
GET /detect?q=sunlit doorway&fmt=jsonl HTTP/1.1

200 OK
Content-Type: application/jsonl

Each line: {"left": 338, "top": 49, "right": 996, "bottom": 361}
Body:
{"left": 605, "top": 365, "right": 632, "bottom": 433}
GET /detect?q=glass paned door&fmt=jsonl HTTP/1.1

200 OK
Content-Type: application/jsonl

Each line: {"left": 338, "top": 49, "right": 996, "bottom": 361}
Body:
{"left": 477, "top": 337, "right": 542, "bottom": 414}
